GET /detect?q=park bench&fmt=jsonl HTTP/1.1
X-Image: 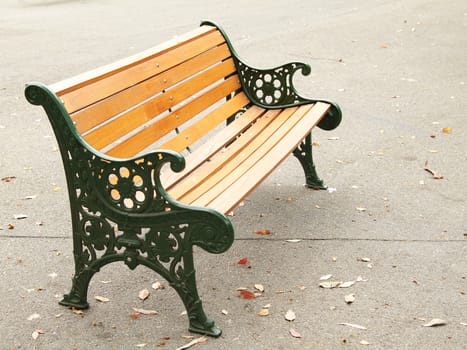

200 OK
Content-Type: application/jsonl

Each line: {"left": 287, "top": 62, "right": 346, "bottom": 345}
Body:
{"left": 25, "top": 21, "right": 341, "bottom": 337}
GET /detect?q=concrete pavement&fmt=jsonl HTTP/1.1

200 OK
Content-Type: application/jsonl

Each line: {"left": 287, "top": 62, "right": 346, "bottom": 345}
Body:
{"left": 1, "top": 0, "right": 466, "bottom": 349}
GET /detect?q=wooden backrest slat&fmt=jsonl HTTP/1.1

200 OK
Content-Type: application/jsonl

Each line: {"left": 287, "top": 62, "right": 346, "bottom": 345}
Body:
{"left": 159, "top": 92, "right": 250, "bottom": 153}
{"left": 72, "top": 43, "right": 232, "bottom": 133}
{"left": 84, "top": 59, "right": 238, "bottom": 150}
{"left": 105, "top": 75, "right": 242, "bottom": 158}
{"left": 58, "top": 29, "right": 226, "bottom": 114}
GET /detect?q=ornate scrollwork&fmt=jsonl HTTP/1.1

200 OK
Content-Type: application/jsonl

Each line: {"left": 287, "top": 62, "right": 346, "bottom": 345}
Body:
{"left": 236, "top": 61, "right": 311, "bottom": 108}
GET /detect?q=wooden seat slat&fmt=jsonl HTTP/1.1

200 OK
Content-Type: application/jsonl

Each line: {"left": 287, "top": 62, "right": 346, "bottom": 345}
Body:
{"left": 84, "top": 59, "right": 238, "bottom": 151}
{"left": 106, "top": 76, "right": 242, "bottom": 158}
{"left": 177, "top": 106, "right": 304, "bottom": 206}
{"left": 72, "top": 44, "right": 232, "bottom": 134}
{"left": 58, "top": 29, "right": 226, "bottom": 114}
{"left": 158, "top": 92, "right": 250, "bottom": 153}
{"left": 162, "top": 105, "right": 267, "bottom": 189}
{"left": 195, "top": 102, "right": 331, "bottom": 214}
{"left": 167, "top": 108, "right": 282, "bottom": 200}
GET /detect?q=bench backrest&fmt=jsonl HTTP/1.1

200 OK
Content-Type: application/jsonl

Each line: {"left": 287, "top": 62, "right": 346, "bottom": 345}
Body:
{"left": 50, "top": 25, "right": 249, "bottom": 158}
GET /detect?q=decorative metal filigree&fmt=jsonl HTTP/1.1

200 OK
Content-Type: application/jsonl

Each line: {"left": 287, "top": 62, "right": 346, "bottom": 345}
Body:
{"left": 25, "top": 83, "right": 234, "bottom": 337}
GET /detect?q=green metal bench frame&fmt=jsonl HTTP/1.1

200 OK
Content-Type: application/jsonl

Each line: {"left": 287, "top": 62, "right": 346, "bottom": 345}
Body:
{"left": 25, "top": 21, "right": 341, "bottom": 337}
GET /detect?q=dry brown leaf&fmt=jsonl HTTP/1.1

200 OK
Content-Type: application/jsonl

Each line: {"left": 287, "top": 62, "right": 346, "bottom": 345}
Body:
{"left": 132, "top": 307, "right": 159, "bottom": 315}
{"left": 289, "top": 328, "right": 303, "bottom": 338}
{"left": 357, "top": 257, "right": 371, "bottom": 262}
{"left": 423, "top": 318, "right": 447, "bottom": 327}
{"left": 423, "top": 161, "right": 444, "bottom": 179}
{"left": 258, "top": 308, "right": 270, "bottom": 317}
{"left": 129, "top": 313, "right": 140, "bottom": 319}
{"left": 285, "top": 310, "right": 296, "bottom": 321}
{"left": 255, "top": 229, "right": 272, "bottom": 235}
{"left": 95, "top": 296, "right": 110, "bottom": 303}
{"left": 176, "top": 336, "right": 208, "bottom": 350}
{"left": 71, "top": 308, "right": 84, "bottom": 316}
{"left": 442, "top": 127, "right": 452, "bottom": 134}
{"left": 138, "top": 288, "right": 150, "bottom": 301}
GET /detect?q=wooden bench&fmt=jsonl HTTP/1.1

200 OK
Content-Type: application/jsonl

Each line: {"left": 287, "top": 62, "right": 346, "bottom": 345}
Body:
{"left": 25, "top": 21, "right": 342, "bottom": 337}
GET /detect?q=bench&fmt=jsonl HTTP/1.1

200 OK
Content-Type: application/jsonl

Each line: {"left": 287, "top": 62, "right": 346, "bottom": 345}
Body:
{"left": 24, "top": 21, "right": 342, "bottom": 337}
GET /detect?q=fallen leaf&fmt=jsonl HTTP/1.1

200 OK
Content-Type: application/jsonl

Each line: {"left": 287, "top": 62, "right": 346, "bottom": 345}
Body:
{"left": 237, "top": 257, "right": 248, "bottom": 265}
{"left": 360, "top": 340, "right": 370, "bottom": 345}
{"left": 423, "top": 318, "right": 447, "bottom": 327}
{"left": 221, "top": 309, "right": 228, "bottom": 315}
{"left": 357, "top": 257, "right": 371, "bottom": 262}
{"left": 255, "top": 229, "right": 272, "bottom": 235}
{"left": 27, "top": 313, "right": 41, "bottom": 321}
{"left": 319, "top": 281, "right": 342, "bottom": 289}
{"left": 339, "top": 281, "right": 356, "bottom": 288}
{"left": 345, "top": 294, "right": 356, "bottom": 304}
{"left": 312, "top": 141, "right": 320, "bottom": 147}
{"left": 95, "top": 296, "right": 110, "bottom": 303}
{"left": 356, "top": 276, "right": 368, "bottom": 282}
{"left": 338, "top": 322, "right": 367, "bottom": 330}
{"left": 263, "top": 303, "right": 271, "bottom": 309}
{"left": 258, "top": 308, "right": 270, "bottom": 317}
{"left": 136, "top": 344, "right": 147, "bottom": 348}
{"left": 24, "top": 195, "right": 37, "bottom": 200}
{"left": 132, "top": 307, "right": 158, "bottom": 315}
{"left": 285, "top": 239, "right": 302, "bottom": 243}
{"left": 320, "top": 274, "right": 333, "bottom": 281}
{"left": 289, "top": 328, "right": 303, "bottom": 338}
{"left": 423, "top": 161, "right": 444, "bottom": 179}
{"left": 285, "top": 310, "right": 296, "bottom": 321}
{"left": 14, "top": 214, "right": 28, "bottom": 220}
{"left": 356, "top": 207, "right": 367, "bottom": 212}
{"left": 71, "top": 308, "right": 84, "bottom": 316}
{"left": 442, "top": 127, "right": 452, "bottom": 134}
{"left": 151, "top": 281, "right": 165, "bottom": 290}
{"left": 53, "top": 186, "right": 62, "bottom": 192}
{"left": 32, "top": 329, "right": 44, "bottom": 340}
{"left": 138, "top": 288, "right": 150, "bottom": 301}
{"left": 129, "top": 313, "right": 140, "bottom": 319}
{"left": 1, "top": 176, "right": 16, "bottom": 182}
{"left": 254, "top": 284, "right": 265, "bottom": 292}
{"left": 238, "top": 290, "right": 255, "bottom": 299}
{"left": 7, "top": 223, "right": 14, "bottom": 230}
{"left": 176, "top": 336, "right": 208, "bottom": 350}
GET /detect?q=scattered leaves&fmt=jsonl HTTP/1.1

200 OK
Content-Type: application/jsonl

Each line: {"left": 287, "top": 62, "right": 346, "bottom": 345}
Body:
{"left": 94, "top": 296, "right": 110, "bottom": 303}
{"left": 238, "top": 290, "right": 256, "bottom": 299}
{"left": 423, "top": 318, "right": 447, "bottom": 327}
{"left": 285, "top": 310, "right": 296, "bottom": 321}
{"left": 289, "top": 328, "right": 303, "bottom": 338}
{"left": 338, "top": 322, "right": 367, "bottom": 330}
{"left": 138, "top": 288, "right": 150, "bottom": 301}
{"left": 176, "top": 336, "right": 208, "bottom": 350}
{"left": 237, "top": 257, "right": 248, "bottom": 265}
{"left": 255, "top": 229, "right": 272, "bottom": 235}
{"left": 132, "top": 307, "right": 158, "bottom": 315}
{"left": 423, "top": 161, "right": 444, "bottom": 179}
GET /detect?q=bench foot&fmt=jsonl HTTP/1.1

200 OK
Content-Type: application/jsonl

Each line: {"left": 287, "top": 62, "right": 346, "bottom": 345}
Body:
{"left": 59, "top": 267, "right": 94, "bottom": 310}
{"left": 293, "top": 133, "right": 327, "bottom": 190}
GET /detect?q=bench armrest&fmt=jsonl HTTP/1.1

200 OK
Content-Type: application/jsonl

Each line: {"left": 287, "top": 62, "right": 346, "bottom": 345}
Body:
{"left": 201, "top": 20, "right": 342, "bottom": 130}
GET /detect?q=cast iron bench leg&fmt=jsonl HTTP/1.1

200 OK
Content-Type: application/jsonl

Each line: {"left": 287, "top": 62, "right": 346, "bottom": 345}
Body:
{"left": 293, "top": 133, "right": 326, "bottom": 189}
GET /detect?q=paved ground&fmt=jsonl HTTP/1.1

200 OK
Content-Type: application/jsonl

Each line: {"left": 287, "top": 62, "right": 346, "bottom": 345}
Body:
{"left": 1, "top": 0, "right": 466, "bottom": 349}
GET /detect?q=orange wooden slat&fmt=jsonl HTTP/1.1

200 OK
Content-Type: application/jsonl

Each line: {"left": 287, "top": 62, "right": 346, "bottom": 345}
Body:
{"left": 158, "top": 92, "right": 251, "bottom": 153}
{"left": 198, "top": 102, "right": 331, "bottom": 214}
{"left": 59, "top": 29, "right": 226, "bottom": 114}
{"left": 72, "top": 44, "right": 232, "bottom": 134}
{"left": 167, "top": 108, "right": 282, "bottom": 200}
{"left": 105, "top": 76, "right": 242, "bottom": 158}
{"left": 161, "top": 105, "right": 267, "bottom": 189}
{"left": 176, "top": 107, "right": 300, "bottom": 205}
{"left": 84, "top": 59, "right": 237, "bottom": 151}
